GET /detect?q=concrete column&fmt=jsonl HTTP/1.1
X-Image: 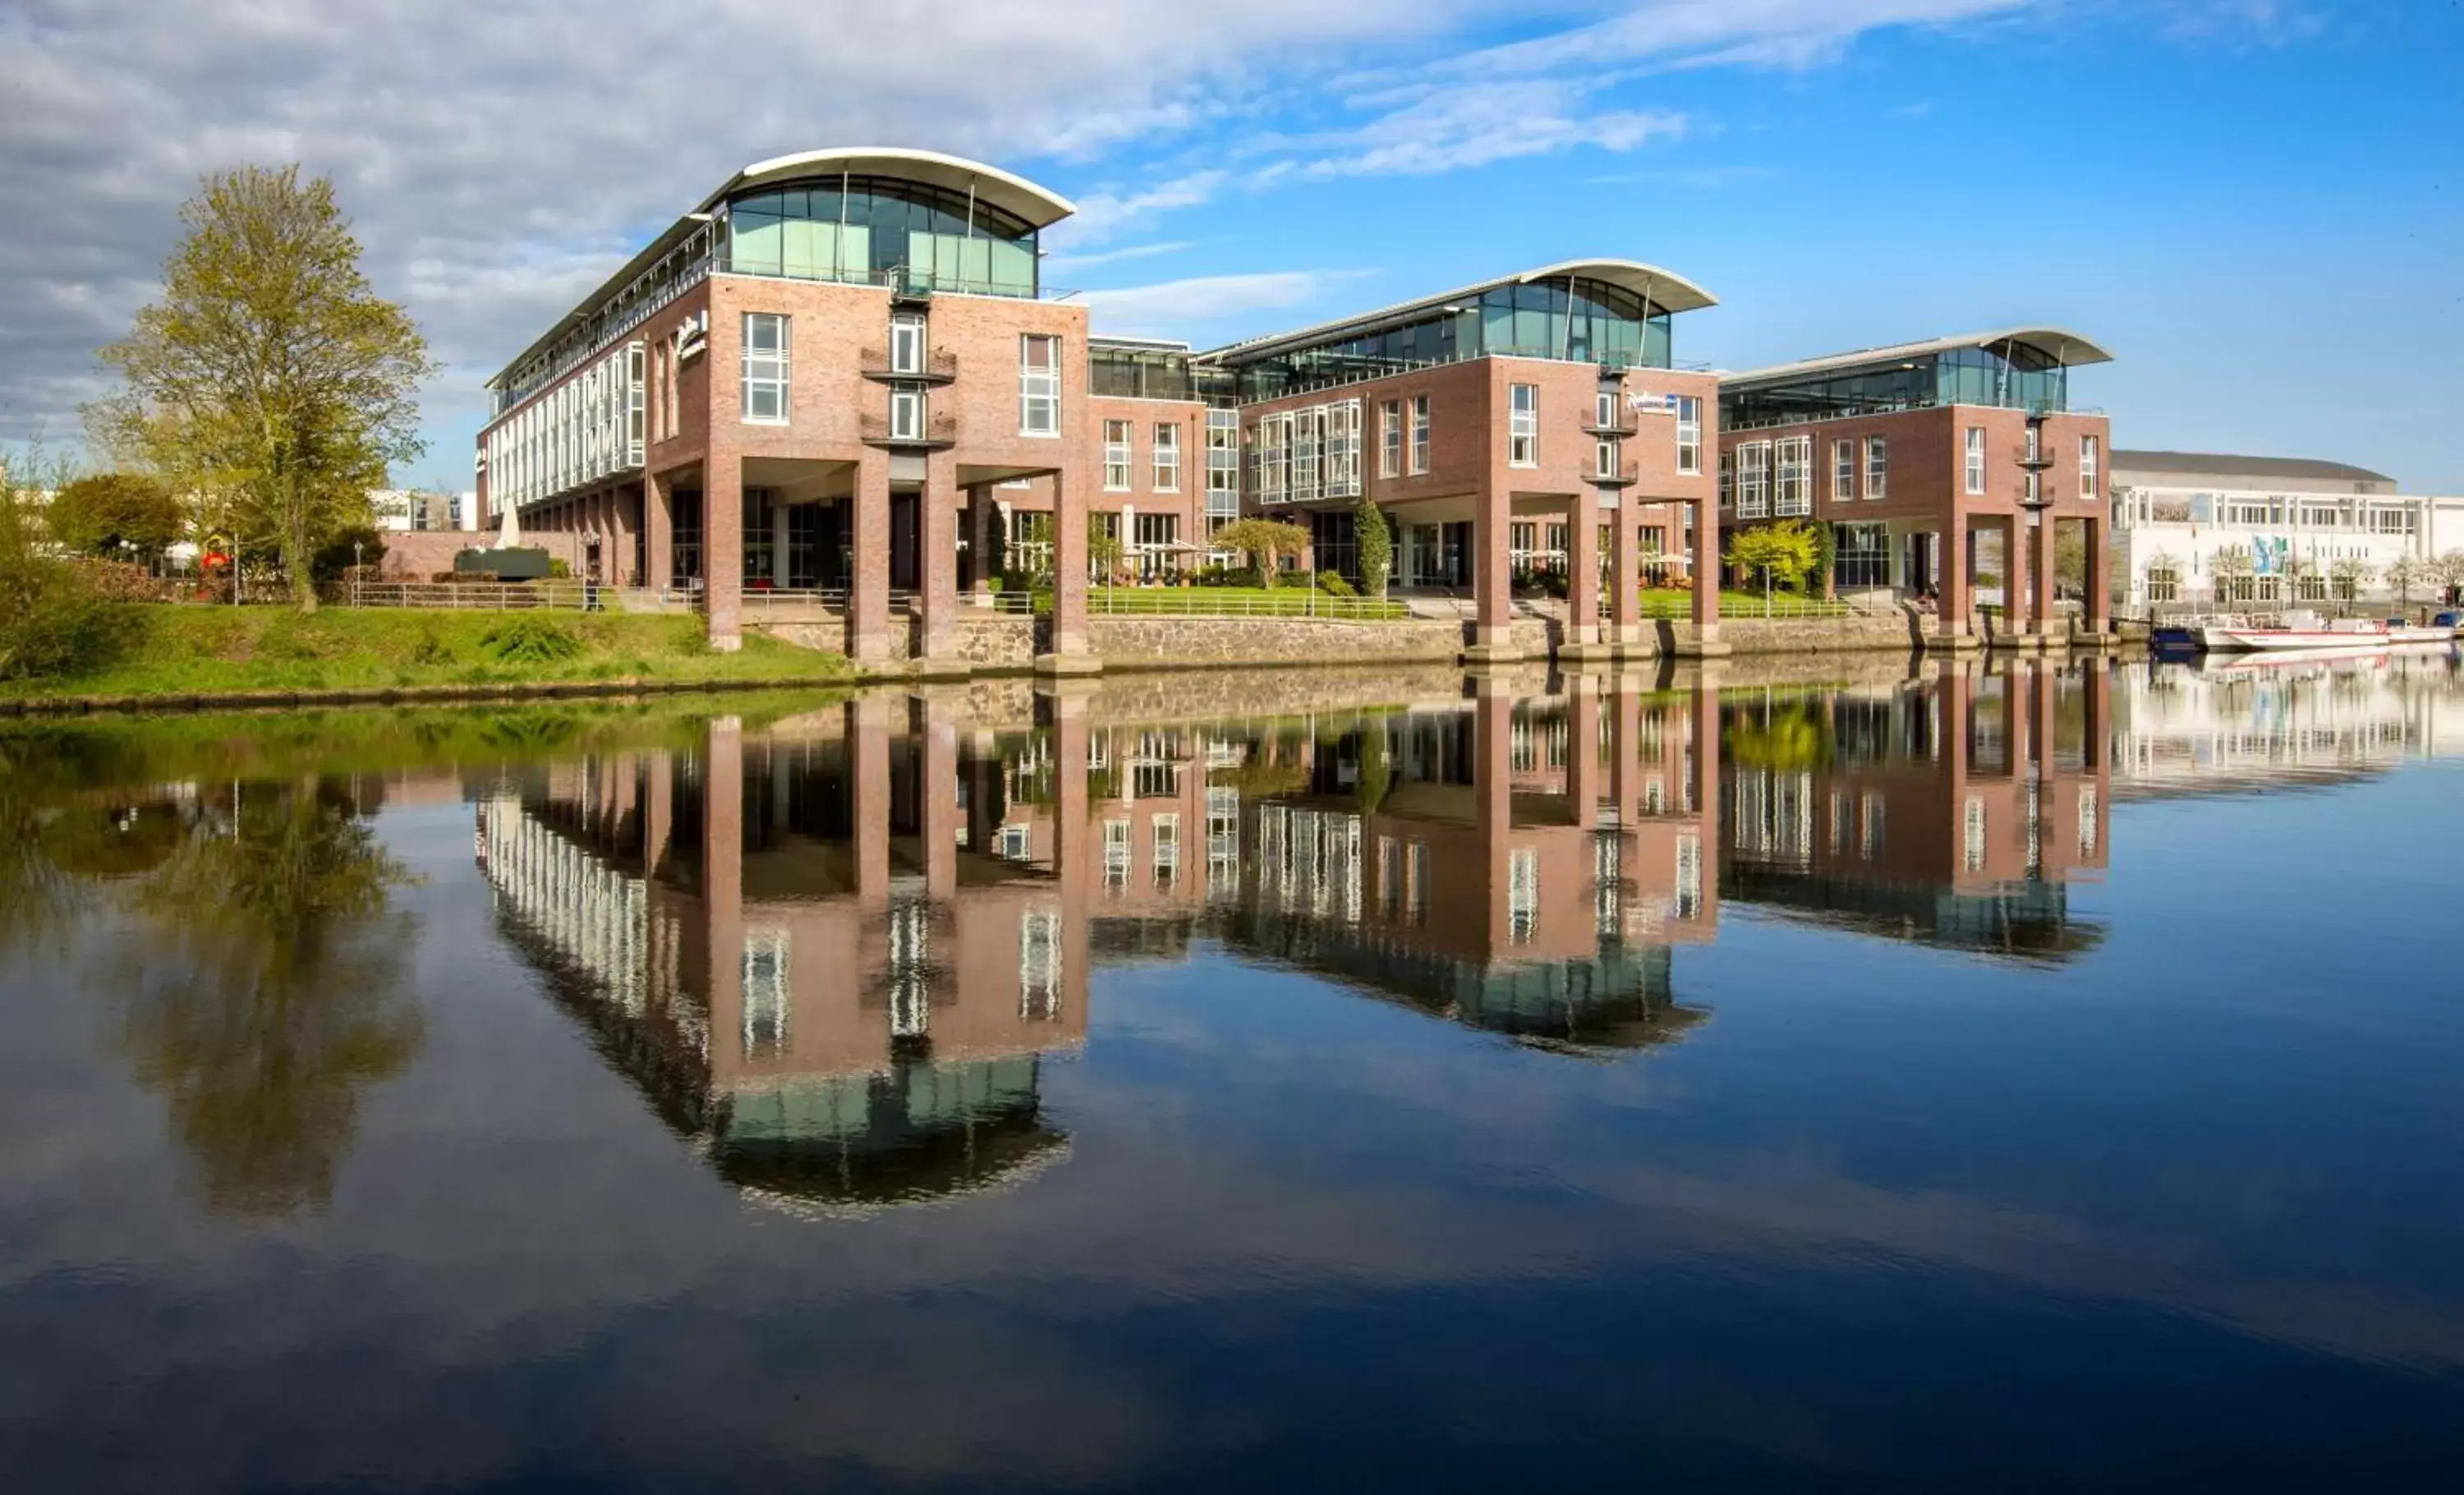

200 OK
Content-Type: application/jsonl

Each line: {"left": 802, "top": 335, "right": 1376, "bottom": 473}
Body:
{"left": 849, "top": 453, "right": 894, "bottom": 664}
{"left": 1471, "top": 476, "right": 1517, "bottom": 655}
{"left": 1045, "top": 467, "right": 1092, "bottom": 667}
{"left": 1611, "top": 506, "right": 1643, "bottom": 646}
{"left": 967, "top": 485, "right": 995, "bottom": 596}
{"left": 705, "top": 452, "right": 743, "bottom": 651}
{"left": 918, "top": 451, "right": 960, "bottom": 665}
{"left": 645, "top": 470, "right": 673, "bottom": 596}
{"left": 1566, "top": 487, "right": 1601, "bottom": 648}
{"left": 702, "top": 715, "right": 744, "bottom": 1070}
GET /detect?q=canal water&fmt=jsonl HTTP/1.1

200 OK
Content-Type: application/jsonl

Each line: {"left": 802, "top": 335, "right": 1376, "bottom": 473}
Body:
{"left": 4, "top": 654, "right": 2463, "bottom": 1491}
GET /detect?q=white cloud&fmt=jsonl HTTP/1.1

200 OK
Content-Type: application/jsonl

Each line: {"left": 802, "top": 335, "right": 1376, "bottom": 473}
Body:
{"left": 1041, "top": 242, "right": 1198, "bottom": 276}
{"left": 1293, "top": 82, "right": 1688, "bottom": 177}
{"left": 1077, "top": 270, "right": 1376, "bottom": 341}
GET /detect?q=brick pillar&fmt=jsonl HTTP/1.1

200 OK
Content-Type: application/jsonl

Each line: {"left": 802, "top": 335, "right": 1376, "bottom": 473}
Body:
{"left": 967, "top": 485, "right": 995, "bottom": 596}
{"left": 1567, "top": 487, "right": 1600, "bottom": 648}
{"left": 1940, "top": 518, "right": 1970, "bottom": 639}
{"left": 919, "top": 695, "right": 959, "bottom": 902}
{"left": 2029, "top": 511, "right": 2060, "bottom": 636}
{"left": 1472, "top": 474, "right": 1515, "bottom": 652}
{"left": 918, "top": 451, "right": 960, "bottom": 662}
{"left": 1690, "top": 496, "right": 1721, "bottom": 640}
{"left": 1047, "top": 688, "right": 1092, "bottom": 1018}
{"left": 851, "top": 694, "right": 892, "bottom": 911}
{"left": 644, "top": 749, "right": 673, "bottom": 875}
{"left": 702, "top": 715, "right": 744, "bottom": 1074}
{"left": 1047, "top": 467, "right": 1089, "bottom": 662}
{"left": 849, "top": 452, "right": 893, "bottom": 664}
{"left": 1610, "top": 679, "right": 1643, "bottom": 826}
{"left": 1473, "top": 678, "right": 1515, "bottom": 951}
{"left": 704, "top": 452, "right": 743, "bottom": 651}
{"left": 645, "top": 469, "right": 673, "bottom": 596}
{"left": 1567, "top": 675, "right": 1601, "bottom": 831}
{"left": 2085, "top": 515, "right": 2111, "bottom": 635}
{"left": 1611, "top": 505, "right": 1643, "bottom": 646}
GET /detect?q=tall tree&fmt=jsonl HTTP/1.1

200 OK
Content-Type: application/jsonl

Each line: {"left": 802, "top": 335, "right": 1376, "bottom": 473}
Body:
{"left": 90, "top": 165, "right": 436, "bottom": 610}
{"left": 1355, "top": 497, "right": 1392, "bottom": 599}
{"left": 48, "top": 472, "right": 186, "bottom": 559}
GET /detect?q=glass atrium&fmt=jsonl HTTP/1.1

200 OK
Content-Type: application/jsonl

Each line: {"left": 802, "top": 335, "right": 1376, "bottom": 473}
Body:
{"left": 1723, "top": 343, "right": 2076, "bottom": 431}
{"left": 724, "top": 176, "right": 1040, "bottom": 297}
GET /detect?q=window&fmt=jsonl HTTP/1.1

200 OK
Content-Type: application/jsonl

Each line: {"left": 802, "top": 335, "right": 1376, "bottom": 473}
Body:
{"left": 1019, "top": 334, "right": 1060, "bottom": 436}
{"left": 1206, "top": 410, "right": 1239, "bottom": 540}
{"left": 1597, "top": 432, "right": 1620, "bottom": 481}
{"left": 1963, "top": 796, "right": 1985, "bottom": 872}
{"left": 1832, "top": 439, "right": 1855, "bottom": 502}
{"left": 1596, "top": 390, "right": 1618, "bottom": 427}
{"left": 1736, "top": 441, "right": 1772, "bottom": 518}
{"left": 1719, "top": 450, "right": 1735, "bottom": 509}
{"left": 1965, "top": 426, "right": 1987, "bottom": 495}
{"left": 742, "top": 930, "right": 788, "bottom": 1058}
{"left": 890, "top": 387, "right": 925, "bottom": 441}
{"left": 1508, "top": 384, "right": 1538, "bottom": 467}
{"left": 1103, "top": 420, "right": 1133, "bottom": 491}
{"left": 1834, "top": 521, "right": 1890, "bottom": 590}
{"left": 1381, "top": 399, "right": 1402, "bottom": 478}
{"left": 1153, "top": 423, "right": 1180, "bottom": 492}
{"left": 1325, "top": 399, "right": 1362, "bottom": 499}
{"left": 741, "top": 312, "right": 788, "bottom": 423}
{"left": 2080, "top": 434, "right": 2100, "bottom": 504}
{"left": 1674, "top": 395, "right": 1702, "bottom": 474}
{"left": 1292, "top": 407, "right": 1322, "bottom": 501}
{"left": 1865, "top": 435, "right": 1887, "bottom": 499}
{"left": 1410, "top": 393, "right": 1431, "bottom": 473}
{"left": 1509, "top": 849, "right": 1539, "bottom": 945}
{"left": 890, "top": 312, "right": 925, "bottom": 375}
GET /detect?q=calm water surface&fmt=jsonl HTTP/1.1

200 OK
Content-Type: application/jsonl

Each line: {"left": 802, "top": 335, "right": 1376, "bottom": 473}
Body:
{"left": 5, "top": 655, "right": 2464, "bottom": 1492}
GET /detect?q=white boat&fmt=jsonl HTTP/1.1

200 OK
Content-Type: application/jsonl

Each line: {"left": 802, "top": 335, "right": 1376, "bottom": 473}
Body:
{"left": 2197, "top": 609, "right": 2456, "bottom": 653}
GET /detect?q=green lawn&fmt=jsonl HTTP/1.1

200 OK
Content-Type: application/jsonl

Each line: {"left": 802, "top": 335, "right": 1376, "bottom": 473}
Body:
{"left": 1639, "top": 588, "right": 1851, "bottom": 619}
{"left": 1, "top": 605, "right": 848, "bottom": 702}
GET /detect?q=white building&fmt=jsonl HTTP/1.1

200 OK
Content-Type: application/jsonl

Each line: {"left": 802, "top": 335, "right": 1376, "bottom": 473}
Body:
{"left": 2111, "top": 451, "right": 2460, "bottom": 605}
{"left": 370, "top": 489, "right": 479, "bottom": 532}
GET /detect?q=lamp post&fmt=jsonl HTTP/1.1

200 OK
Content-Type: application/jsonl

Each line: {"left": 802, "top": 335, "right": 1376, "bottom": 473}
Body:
{"left": 582, "top": 527, "right": 601, "bottom": 610}
{"left": 352, "top": 540, "right": 364, "bottom": 607}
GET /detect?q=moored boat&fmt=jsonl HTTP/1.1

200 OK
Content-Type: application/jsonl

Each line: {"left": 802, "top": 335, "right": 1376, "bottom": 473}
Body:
{"left": 2197, "top": 609, "right": 2454, "bottom": 653}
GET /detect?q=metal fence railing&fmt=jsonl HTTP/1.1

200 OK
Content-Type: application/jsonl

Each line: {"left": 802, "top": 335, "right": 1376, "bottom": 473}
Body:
{"left": 1640, "top": 591, "right": 1855, "bottom": 620}
{"left": 971, "top": 589, "right": 1413, "bottom": 621}
{"left": 347, "top": 582, "right": 602, "bottom": 610}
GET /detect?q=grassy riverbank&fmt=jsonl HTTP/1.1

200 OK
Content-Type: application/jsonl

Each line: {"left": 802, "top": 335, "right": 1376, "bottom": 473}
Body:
{"left": 0, "top": 605, "right": 847, "bottom": 704}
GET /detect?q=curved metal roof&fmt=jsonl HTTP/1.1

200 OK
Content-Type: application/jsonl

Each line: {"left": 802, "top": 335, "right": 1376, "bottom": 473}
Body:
{"left": 1198, "top": 257, "right": 1717, "bottom": 365}
{"left": 706, "top": 146, "right": 1077, "bottom": 229}
{"left": 1723, "top": 327, "right": 2114, "bottom": 387}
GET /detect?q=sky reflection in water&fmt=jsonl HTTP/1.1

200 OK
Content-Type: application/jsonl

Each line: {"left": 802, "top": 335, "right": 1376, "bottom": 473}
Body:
{"left": 3, "top": 653, "right": 2464, "bottom": 1492}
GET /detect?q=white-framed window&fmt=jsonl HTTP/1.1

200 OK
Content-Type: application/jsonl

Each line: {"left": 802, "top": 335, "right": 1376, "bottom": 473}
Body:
{"left": 1736, "top": 442, "right": 1771, "bottom": 518}
{"left": 1965, "top": 426, "right": 1987, "bottom": 495}
{"left": 1206, "top": 409, "right": 1239, "bottom": 539}
{"left": 890, "top": 312, "right": 926, "bottom": 375}
{"left": 1774, "top": 437, "right": 1812, "bottom": 515}
{"left": 1508, "top": 383, "right": 1539, "bottom": 467}
{"left": 1865, "top": 435, "right": 1887, "bottom": 499}
{"left": 1381, "top": 398, "right": 1402, "bottom": 478}
{"left": 1597, "top": 432, "right": 1620, "bottom": 481}
{"left": 1674, "top": 395, "right": 1703, "bottom": 475}
{"left": 1964, "top": 796, "right": 1986, "bottom": 872}
{"left": 1153, "top": 422, "right": 1180, "bottom": 492}
{"left": 1832, "top": 438, "right": 1855, "bottom": 502}
{"left": 1718, "top": 449, "right": 1735, "bottom": 509}
{"left": 1103, "top": 419, "right": 1133, "bottom": 491}
{"left": 1019, "top": 334, "right": 1060, "bottom": 436}
{"left": 1508, "top": 848, "right": 1539, "bottom": 945}
{"left": 1596, "top": 390, "right": 1618, "bottom": 428}
{"left": 742, "top": 929, "right": 788, "bottom": 1057}
{"left": 1326, "top": 398, "right": 1361, "bottom": 499}
{"left": 741, "top": 312, "right": 788, "bottom": 423}
{"left": 890, "top": 387, "right": 925, "bottom": 440}
{"left": 2080, "top": 434, "right": 2101, "bottom": 504}
{"left": 1292, "top": 407, "right": 1322, "bottom": 501}
{"left": 1410, "top": 393, "right": 1431, "bottom": 474}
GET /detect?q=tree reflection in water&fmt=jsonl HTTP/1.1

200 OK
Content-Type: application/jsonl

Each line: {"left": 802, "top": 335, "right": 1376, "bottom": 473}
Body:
{"left": 114, "top": 777, "right": 424, "bottom": 1217}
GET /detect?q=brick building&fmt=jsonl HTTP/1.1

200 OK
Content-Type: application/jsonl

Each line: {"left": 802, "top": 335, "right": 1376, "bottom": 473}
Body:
{"left": 1716, "top": 330, "right": 2117, "bottom": 642}
{"left": 476, "top": 147, "right": 1725, "bottom": 666}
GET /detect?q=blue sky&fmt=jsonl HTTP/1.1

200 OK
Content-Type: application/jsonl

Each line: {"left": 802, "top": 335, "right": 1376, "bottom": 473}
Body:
{"left": 4, "top": 1, "right": 2458, "bottom": 490}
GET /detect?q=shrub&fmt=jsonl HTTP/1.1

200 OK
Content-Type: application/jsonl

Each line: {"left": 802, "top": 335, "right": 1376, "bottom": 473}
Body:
{"left": 0, "top": 451, "right": 120, "bottom": 682}
{"left": 407, "top": 625, "right": 452, "bottom": 667}
{"left": 1315, "top": 571, "right": 1356, "bottom": 598}
{"left": 478, "top": 616, "right": 583, "bottom": 664}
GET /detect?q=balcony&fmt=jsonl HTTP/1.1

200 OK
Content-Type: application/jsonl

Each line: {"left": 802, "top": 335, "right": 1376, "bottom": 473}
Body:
{"left": 1582, "top": 416, "right": 1639, "bottom": 439}
{"left": 860, "top": 409, "right": 959, "bottom": 450}
{"left": 859, "top": 347, "right": 958, "bottom": 385}
{"left": 1589, "top": 459, "right": 1641, "bottom": 489}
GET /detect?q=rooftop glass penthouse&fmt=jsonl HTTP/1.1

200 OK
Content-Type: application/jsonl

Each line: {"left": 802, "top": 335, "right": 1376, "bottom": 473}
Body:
{"left": 1722, "top": 329, "right": 2114, "bottom": 433}
{"left": 1196, "top": 260, "right": 1716, "bottom": 405}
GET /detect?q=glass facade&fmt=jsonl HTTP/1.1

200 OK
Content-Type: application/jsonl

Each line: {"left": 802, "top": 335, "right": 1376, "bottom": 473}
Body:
{"left": 1722, "top": 342, "right": 2075, "bottom": 432}
{"left": 1211, "top": 276, "right": 1676, "bottom": 404}
{"left": 724, "top": 176, "right": 1038, "bottom": 297}
{"left": 483, "top": 339, "right": 646, "bottom": 512}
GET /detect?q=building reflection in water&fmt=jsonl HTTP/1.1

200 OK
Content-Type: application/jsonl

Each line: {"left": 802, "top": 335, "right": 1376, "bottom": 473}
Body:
{"left": 474, "top": 661, "right": 2129, "bottom": 1211}
{"left": 1721, "top": 660, "right": 2113, "bottom": 961}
